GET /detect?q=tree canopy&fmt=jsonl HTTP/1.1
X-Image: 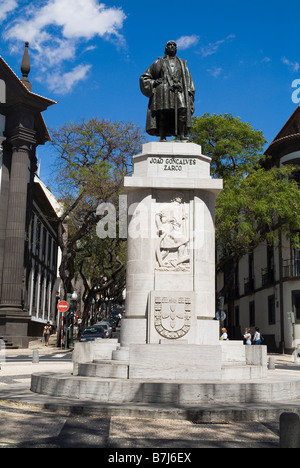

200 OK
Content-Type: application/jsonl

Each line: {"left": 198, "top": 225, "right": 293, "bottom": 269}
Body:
{"left": 48, "top": 118, "right": 144, "bottom": 338}
{"left": 190, "top": 113, "right": 300, "bottom": 274}
{"left": 190, "top": 113, "right": 266, "bottom": 178}
{"left": 215, "top": 165, "right": 300, "bottom": 271}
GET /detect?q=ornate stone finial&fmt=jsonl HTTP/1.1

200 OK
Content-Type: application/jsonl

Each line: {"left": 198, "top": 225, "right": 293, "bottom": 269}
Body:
{"left": 21, "top": 42, "right": 32, "bottom": 91}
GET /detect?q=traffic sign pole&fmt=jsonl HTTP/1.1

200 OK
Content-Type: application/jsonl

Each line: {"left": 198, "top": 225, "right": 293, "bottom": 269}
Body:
{"left": 61, "top": 314, "right": 63, "bottom": 350}
{"left": 57, "top": 301, "right": 69, "bottom": 349}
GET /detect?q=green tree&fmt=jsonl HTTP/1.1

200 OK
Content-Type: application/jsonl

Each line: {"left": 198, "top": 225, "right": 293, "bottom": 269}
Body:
{"left": 49, "top": 118, "right": 144, "bottom": 344}
{"left": 190, "top": 113, "right": 266, "bottom": 178}
{"left": 190, "top": 113, "right": 300, "bottom": 300}
{"left": 50, "top": 118, "right": 143, "bottom": 295}
{"left": 75, "top": 231, "right": 126, "bottom": 337}
{"left": 216, "top": 165, "right": 300, "bottom": 272}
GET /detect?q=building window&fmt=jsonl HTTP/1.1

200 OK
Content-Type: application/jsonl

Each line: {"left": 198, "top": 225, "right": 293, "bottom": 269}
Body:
{"left": 36, "top": 218, "right": 42, "bottom": 258}
{"left": 42, "top": 228, "right": 47, "bottom": 262}
{"left": 294, "top": 250, "right": 300, "bottom": 277}
{"left": 47, "top": 235, "right": 52, "bottom": 267}
{"left": 244, "top": 253, "right": 255, "bottom": 294}
{"left": 262, "top": 244, "right": 275, "bottom": 286}
{"left": 52, "top": 241, "right": 58, "bottom": 273}
{"left": 268, "top": 295, "right": 276, "bottom": 325}
{"left": 235, "top": 305, "right": 240, "bottom": 326}
{"left": 234, "top": 267, "right": 239, "bottom": 297}
{"left": 292, "top": 291, "right": 300, "bottom": 323}
{"left": 249, "top": 301, "right": 255, "bottom": 326}
{"left": 31, "top": 267, "right": 39, "bottom": 317}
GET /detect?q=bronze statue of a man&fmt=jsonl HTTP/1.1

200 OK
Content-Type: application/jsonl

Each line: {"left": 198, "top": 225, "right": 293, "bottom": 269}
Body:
{"left": 140, "top": 41, "right": 195, "bottom": 141}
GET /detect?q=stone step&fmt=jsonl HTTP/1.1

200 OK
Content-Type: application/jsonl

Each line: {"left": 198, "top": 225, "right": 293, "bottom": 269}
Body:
{"left": 221, "top": 364, "right": 267, "bottom": 380}
{"left": 77, "top": 357, "right": 266, "bottom": 381}
{"left": 0, "top": 336, "right": 18, "bottom": 349}
{"left": 31, "top": 372, "right": 300, "bottom": 404}
{"left": 112, "top": 346, "right": 129, "bottom": 361}
{"left": 92, "top": 340, "right": 119, "bottom": 360}
{"left": 78, "top": 360, "right": 129, "bottom": 379}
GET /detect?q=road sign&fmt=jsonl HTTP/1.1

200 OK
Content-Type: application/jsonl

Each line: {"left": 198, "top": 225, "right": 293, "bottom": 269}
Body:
{"left": 57, "top": 301, "right": 69, "bottom": 313}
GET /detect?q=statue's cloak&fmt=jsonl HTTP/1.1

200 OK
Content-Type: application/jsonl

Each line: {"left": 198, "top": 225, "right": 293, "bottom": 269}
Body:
{"left": 140, "top": 56, "right": 195, "bottom": 137}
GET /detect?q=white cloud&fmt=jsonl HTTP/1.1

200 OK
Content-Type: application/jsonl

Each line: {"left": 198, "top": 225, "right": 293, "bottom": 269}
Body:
{"left": 2, "top": 0, "right": 127, "bottom": 93}
{"left": 6, "top": 0, "right": 126, "bottom": 44}
{"left": 261, "top": 57, "right": 271, "bottom": 64}
{"left": 207, "top": 66, "right": 222, "bottom": 78}
{"left": 176, "top": 35, "right": 199, "bottom": 50}
{"left": 282, "top": 56, "right": 300, "bottom": 72}
{"left": 200, "top": 34, "right": 235, "bottom": 57}
{"left": 0, "top": 0, "right": 18, "bottom": 22}
{"left": 35, "top": 38, "right": 76, "bottom": 70}
{"left": 45, "top": 64, "right": 92, "bottom": 94}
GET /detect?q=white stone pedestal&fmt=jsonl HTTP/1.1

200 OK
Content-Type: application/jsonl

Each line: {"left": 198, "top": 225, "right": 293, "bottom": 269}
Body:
{"left": 128, "top": 343, "right": 222, "bottom": 380}
{"left": 30, "top": 144, "right": 279, "bottom": 406}
{"left": 121, "top": 142, "right": 222, "bottom": 353}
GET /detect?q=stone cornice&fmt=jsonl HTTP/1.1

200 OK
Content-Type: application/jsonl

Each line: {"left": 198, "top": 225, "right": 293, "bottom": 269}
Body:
{"left": 5, "top": 125, "right": 37, "bottom": 147}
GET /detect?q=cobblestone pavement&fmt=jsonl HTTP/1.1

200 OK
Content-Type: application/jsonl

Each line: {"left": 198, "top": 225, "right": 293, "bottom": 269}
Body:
{"left": 0, "top": 401, "right": 279, "bottom": 448}
{"left": 1, "top": 345, "right": 299, "bottom": 449}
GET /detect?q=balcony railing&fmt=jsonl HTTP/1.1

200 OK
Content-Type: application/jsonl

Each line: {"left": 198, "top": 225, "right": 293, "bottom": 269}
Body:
{"left": 283, "top": 259, "right": 300, "bottom": 278}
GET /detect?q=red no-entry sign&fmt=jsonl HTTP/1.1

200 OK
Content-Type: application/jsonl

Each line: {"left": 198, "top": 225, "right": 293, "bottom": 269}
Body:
{"left": 57, "top": 301, "right": 69, "bottom": 313}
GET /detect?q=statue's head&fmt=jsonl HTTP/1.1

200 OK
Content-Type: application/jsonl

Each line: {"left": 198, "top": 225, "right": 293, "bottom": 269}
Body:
{"left": 165, "top": 40, "right": 177, "bottom": 57}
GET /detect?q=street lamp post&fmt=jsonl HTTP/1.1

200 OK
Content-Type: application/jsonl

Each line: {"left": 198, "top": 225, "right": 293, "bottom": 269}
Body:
{"left": 70, "top": 291, "right": 78, "bottom": 347}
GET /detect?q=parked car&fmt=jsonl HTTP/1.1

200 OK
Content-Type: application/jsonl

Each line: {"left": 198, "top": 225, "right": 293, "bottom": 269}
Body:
{"left": 107, "top": 318, "right": 118, "bottom": 331}
{"left": 80, "top": 325, "right": 108, "bottom": 342}
{"left": 95, "top": 321, "right": 112, "bottom": 338}
{"left": 110, "top": 311, "right": 123, "bottom": 327}
{"left": 111, "top": 309, "right": 124, "bottom": 320}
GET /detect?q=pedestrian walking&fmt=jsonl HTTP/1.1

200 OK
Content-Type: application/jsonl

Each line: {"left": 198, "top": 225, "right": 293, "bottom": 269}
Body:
{"left": 43, "top": 322, "right": 52, "bottom": 347}
{"left": 243, "top": 328, "right": 252, "bottom": 345}
{"left": 253, "top": 327, "right": 262, "bottom": 345}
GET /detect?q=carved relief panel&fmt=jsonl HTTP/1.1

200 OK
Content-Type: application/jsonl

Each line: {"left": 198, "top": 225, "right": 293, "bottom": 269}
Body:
{"left": 155, "top": 191, "right": 191, "bottom": 272}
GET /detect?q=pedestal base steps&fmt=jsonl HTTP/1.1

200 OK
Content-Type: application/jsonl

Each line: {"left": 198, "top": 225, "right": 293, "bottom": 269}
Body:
{"left": 29, "top": 340, "right": 293, "bottom": 406}
{"left": 71, "top": 339, "right": 267, "bottom": 380}
{"left": 31, "top": 371, "right": 300, "bottom": 406}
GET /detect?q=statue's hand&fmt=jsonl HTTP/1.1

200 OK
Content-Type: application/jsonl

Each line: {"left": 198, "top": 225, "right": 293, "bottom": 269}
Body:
{"left": 153, "top": 78, "right": 163, "bottom": 88}
{"left": 172, "top": 83, "right": 183, "bottom": 93}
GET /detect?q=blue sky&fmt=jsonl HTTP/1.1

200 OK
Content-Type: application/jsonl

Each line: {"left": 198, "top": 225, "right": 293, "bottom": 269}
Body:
{"left": 0, "top": 0, "right": 300, "bottom": 186}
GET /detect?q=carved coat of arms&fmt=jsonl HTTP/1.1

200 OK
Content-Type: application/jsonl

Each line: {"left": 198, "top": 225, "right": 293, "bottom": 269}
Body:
{"left": 154, "top": 296, "right": 191, "bottom": 339}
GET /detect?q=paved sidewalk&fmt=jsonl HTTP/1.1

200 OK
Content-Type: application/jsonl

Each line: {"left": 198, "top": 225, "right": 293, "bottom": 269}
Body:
{"left": 0, "top": 349, "right": 299, "bottom": 448}
{"left": 0, "top": 401, "right": 280, "bottom": 448}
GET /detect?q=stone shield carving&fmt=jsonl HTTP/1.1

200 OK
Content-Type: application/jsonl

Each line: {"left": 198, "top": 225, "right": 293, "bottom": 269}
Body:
{"left": 154, "top": 296, "right": 192, "bottom": 339}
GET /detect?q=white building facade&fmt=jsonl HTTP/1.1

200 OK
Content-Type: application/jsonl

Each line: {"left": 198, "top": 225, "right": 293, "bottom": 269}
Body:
{"left": 26, "top": 176, "right": 62, "bottom": 337}
{"left": 218, "top": 107, "right": 300, "bottom": 354}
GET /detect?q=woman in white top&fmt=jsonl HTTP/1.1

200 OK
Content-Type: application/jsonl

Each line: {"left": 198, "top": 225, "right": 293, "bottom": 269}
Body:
{"left": 243, "top": 328, "right": 252, "bottom": 345}
{"left": 220, "top": 328, "right": 228, "bottom": 341}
